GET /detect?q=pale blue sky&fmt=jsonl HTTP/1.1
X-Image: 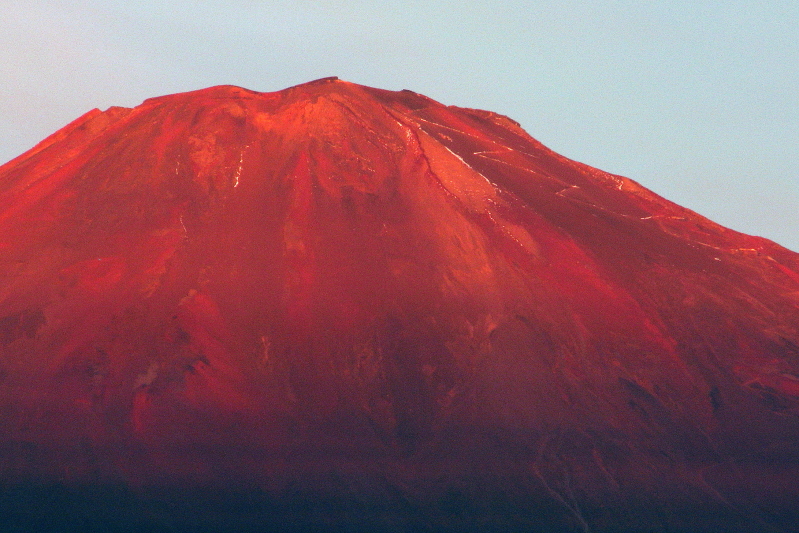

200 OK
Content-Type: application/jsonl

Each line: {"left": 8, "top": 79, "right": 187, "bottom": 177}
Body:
{"left": 2, "top": 1, "right": 797, "bottom": 250}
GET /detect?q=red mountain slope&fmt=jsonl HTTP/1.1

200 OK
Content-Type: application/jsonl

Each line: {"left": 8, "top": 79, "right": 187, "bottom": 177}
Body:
{"left": 1, "top": 77, "right": 798, "bottom": 531}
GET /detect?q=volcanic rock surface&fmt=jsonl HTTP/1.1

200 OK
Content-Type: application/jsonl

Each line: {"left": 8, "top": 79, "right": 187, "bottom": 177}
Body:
{"left": 1, "top": 77, "right": 799, "bottom": 531}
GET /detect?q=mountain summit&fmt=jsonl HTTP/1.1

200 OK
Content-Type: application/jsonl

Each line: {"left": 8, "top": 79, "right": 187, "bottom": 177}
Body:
{"left": 1, "top": 78, "right": 799, "bottom": 531}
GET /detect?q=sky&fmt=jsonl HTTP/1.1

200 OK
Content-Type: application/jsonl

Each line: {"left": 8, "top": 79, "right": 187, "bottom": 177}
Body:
{"left": 1, "top": 1, "right": 797, "bottom": 251}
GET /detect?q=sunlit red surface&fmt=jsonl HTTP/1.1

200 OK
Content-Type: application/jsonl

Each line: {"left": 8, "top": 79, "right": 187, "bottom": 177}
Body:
{"left": 1, "top": 77, "right": 798, "bottom": 531}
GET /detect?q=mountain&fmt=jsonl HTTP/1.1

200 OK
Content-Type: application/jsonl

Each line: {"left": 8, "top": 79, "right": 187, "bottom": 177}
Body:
{"left": 1, "top": 77, "right": 798, "bottom": 532}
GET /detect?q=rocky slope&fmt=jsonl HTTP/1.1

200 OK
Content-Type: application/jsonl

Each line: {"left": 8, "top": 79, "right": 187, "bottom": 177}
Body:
{"left": 1, "top": 77, "right": 798, "bottom": 531}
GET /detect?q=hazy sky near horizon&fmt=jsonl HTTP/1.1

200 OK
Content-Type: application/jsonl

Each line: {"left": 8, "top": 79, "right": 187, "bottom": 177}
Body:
{"left": 2, "top": 1, "right": 797, "bottom": 250}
